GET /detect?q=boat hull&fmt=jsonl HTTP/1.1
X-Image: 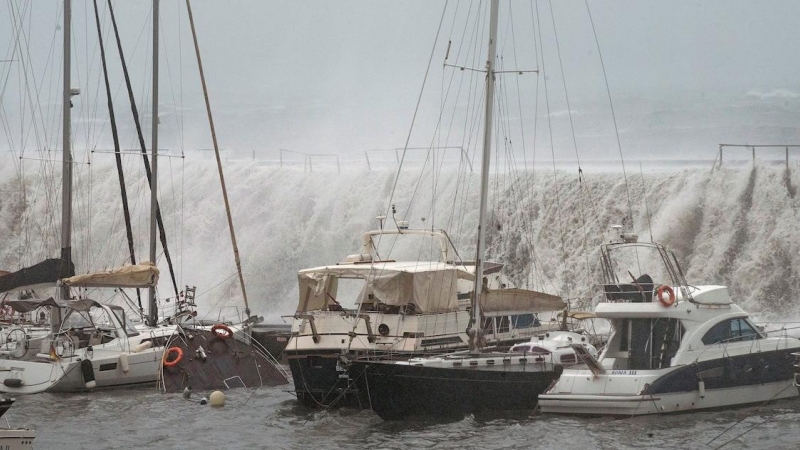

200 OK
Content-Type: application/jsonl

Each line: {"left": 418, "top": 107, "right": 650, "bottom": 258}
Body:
{"left": 351, "top": 360, "right": 559, "bottom": 420}
{"left": 539, "top": 347, "right": 800, "bottom": 416}
{"left": 158, "top": 328, "right": 289, "bottom": 393}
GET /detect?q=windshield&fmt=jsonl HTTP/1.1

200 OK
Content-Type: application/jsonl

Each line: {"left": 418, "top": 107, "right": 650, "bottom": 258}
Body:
{"left": 111, "top": 307, "right": 140, "bottom": 337}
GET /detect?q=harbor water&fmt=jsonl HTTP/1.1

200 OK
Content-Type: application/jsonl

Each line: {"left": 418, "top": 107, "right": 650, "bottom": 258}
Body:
{"left": 7, "top": 383, "right": 800, "bottom": 449}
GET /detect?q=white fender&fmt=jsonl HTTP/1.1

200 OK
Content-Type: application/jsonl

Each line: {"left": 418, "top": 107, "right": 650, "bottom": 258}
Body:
{"left": 119, "top": 353, "right": 130, "bottom": 374}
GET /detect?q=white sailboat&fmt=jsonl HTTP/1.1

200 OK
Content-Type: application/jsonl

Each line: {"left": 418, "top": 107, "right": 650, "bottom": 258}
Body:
{"left": 0, "top": 0, "right": 180, "bottom": 394}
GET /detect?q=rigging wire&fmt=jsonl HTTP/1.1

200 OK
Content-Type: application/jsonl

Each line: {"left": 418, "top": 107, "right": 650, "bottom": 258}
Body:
{"left": 534, "top": 0, "right": 571, "bottom": 299}
{"left": 583, "top": 0, "right": 634, "bottom": 227}
{"left": 547, "top": 0, "right": 594, "bottom": 288}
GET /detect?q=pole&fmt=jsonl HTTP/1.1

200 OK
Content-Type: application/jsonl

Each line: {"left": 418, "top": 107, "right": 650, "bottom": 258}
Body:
{"left": 147, "top": 0, "right": 160, "bottom": 327}
{"left": 468, "top": 0, "right": 499, "bottom": 354}
{"left": 58, "top": 0, "right": 73, "bottom": 323}
{"left": 186, "top": 0, "right": 251, "bottom": 319}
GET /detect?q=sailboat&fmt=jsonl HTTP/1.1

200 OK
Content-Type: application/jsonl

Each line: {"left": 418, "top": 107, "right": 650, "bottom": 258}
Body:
{"left": 0, "top": 0, "right": 178, "bottom": 394}
{"left": 349, "top": 0, "right": 575, "bottom": 420}
{"left": 157, "top": 0, "right": 289, "bottom": 393}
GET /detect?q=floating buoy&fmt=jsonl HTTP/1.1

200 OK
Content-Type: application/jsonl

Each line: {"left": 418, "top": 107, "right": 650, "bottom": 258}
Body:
{"left": 119, "top": 353, "right": 130, "bottom": 374}
{"left": 133, "top": 340, "right": 152, "bottom": 353}
{"left": 81, "top": 359, "right": 96, "bottom": 389}
{"left": 209, "top": 390, "right": 225, "bottom": 407}
{"left": 183, "top": 386, "right": 192, "bottom": 399}
{"left": 200, "top": 396, "right": 208, "bottom": 405}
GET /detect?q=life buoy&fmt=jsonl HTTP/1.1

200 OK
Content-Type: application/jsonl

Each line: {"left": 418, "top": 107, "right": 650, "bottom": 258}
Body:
{"left": 211, "top": 323, "right": 234, "bottom": 340}
{"left": 163, "top": 346, "right": 184, "bottom": 367}
{"left": 656, "top": 285, "right": 676, "bottom": 307}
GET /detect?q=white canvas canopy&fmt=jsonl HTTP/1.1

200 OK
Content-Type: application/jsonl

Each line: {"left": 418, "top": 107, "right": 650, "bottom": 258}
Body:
{"left": 480, "top": 288, "right": 565, "bottom": 315}
{"left": 296, "top": 262, "right": 471, "bottom": 314}
{"left": 62, "top": 262, "right": 159, "bottom": 288}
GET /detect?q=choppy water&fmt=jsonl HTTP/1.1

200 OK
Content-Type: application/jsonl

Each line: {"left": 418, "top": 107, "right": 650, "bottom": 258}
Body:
{"left": 7, "top": 383, "right": 800, "bottom": 449}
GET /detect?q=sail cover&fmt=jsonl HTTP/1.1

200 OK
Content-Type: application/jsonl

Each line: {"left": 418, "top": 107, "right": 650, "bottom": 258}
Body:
{"left": 296, "top": 262, "right": 467, "bottom": 313}
{"left": 62, "top": 262, "right": 159, "bottom": 288}
{"left": 0, "top": 258, "right": 75, "bottom": 293}
{"left": 481, "top": 288, "right": 566, "bottom": 314}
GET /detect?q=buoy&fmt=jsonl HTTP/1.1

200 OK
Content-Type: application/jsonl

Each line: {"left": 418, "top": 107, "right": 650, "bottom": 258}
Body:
{"left": 200, "top": 396, "right": 208, "bottom": 405}
{"left": 209, "top": 390, "right": 225, "bottom": 407}
{"left": 133, "top": 340, "right": 152, "bottom": 353}
{"left": 119, "top": 353, "right": 130, "bottom": 374}
{"left": 81, "top": 359, "right": 96, "bottom": 389}
{"left": 183, "top": 386, "right": 192, "bottom": 399}
{"left": 698, "top": 380, "right": 706, "bottom": 398}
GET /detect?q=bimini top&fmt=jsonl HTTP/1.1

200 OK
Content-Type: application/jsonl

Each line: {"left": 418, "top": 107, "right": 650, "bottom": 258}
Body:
{"left": 297, "top": 261, "right": 471, "bottom": 314}
{"left": 62, "top": 262, "right": 159, "bottom": 288}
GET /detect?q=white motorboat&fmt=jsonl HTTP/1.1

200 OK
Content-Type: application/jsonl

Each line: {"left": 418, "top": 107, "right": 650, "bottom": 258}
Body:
{"left": 538, "top": 238, "right": 800, "bottom": 416}
{"left": 509, "top": 330, "right": 598, "bottom": 364}
{"left": 0, "top": 398, "right": 35, "bottom": 450}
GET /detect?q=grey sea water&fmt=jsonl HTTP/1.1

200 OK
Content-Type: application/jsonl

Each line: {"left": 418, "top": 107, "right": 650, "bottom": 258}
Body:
{"left": 8, "top": 383, "right": 800, "bottom": 449}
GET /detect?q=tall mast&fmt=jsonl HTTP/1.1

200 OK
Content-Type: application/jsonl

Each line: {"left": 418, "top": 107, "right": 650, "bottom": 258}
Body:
{"left": 147, "top": 0, "right": 160, "bottom": 327}
{"left": 468, "top": 0, "right": 499, "bottom": 353}
{"left": 186, "top": 0, "right": 251, "bottom": 320}
{"left": 60, "top": 0, "right": 73, "bottom": 302}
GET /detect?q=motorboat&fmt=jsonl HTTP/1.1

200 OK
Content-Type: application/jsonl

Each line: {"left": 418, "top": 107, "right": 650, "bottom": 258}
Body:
{"left": 538, "top": 238, "right": 800, "bottom": 416}
{"left": 509, "top": 330, "right": 598, "bottom": 364}
{"left": 0, "top": 398, "right": 35, "bottom": 450}
{"left": 285, "top": 227, "right": 567, "bottom": 407}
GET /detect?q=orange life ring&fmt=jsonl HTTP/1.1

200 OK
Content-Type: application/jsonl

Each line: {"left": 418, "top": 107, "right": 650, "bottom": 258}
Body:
{"left": 656, "top": 285, "right": 676, "bottom": 307}
{"left": 163, "top": 346, "right": 183, "bottom": 367}
{"left": 211, "top": 323, "right": 234, "bottom": 339}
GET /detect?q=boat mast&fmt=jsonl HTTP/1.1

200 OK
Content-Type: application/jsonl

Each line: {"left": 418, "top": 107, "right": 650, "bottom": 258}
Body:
{"left": 468, "top": 0, "right": 499, "bottom": 353}
{"left": 59, "top": 0, "right": 73, "bottom": 304}
{"left": 147, "top": 0, "right": 160, "bottom": 327}
{"left": 186, "top": 0, "right": 251, "bottom": 320}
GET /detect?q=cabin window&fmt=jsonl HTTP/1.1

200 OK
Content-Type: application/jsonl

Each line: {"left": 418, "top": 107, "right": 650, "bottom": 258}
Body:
{"left": 560, "top": 354, "right": 577, "bottom": 364}
{"left": 702, "top": 318, "right": 761, "bottom": 345}
{"left": 512, "top": 314, "right": 540, "bottom": 329}
{"left": 626, "top": 318, "right": 684, "bottom": 370}
{"left": 619, "top": 319, "right": 630, "bottom": 351}
{"left": 496, "top": 316, "right": 510, "bottom": 334}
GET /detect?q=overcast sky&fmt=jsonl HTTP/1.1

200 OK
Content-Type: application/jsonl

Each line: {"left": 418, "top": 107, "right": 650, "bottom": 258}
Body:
{"left": 2, "top": 0, "right": 800, "bottom": 162}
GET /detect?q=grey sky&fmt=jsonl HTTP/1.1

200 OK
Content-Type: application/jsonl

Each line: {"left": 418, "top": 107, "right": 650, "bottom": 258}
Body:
{"left": 2, "top": 0, "right": 799, "bottom": 161}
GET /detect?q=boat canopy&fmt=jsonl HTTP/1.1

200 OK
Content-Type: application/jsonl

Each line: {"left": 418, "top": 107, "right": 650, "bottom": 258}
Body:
{"left": 5, "top": 297, "right": 105, "bottom": 313}
{"left": 62, "top": 262, "right": 159, "bottom": 288}
{"left": 0, "top": 258, "right": 75, "bottom": 293}
{"left": 296, "top": 262, "right": 471, "bottom": 313}
{"left": 481, "top": 288, "right": 565, "bottom": 314}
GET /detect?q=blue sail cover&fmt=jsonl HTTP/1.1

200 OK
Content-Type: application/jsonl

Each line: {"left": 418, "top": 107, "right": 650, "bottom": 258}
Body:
{"left": 0, "top": 258, "right": 76, "bottom": 293}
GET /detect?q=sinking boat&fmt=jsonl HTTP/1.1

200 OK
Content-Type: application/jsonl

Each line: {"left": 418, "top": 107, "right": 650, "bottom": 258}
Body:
{"left": 538, "top": 238, "right": 800, "bottom": 416}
